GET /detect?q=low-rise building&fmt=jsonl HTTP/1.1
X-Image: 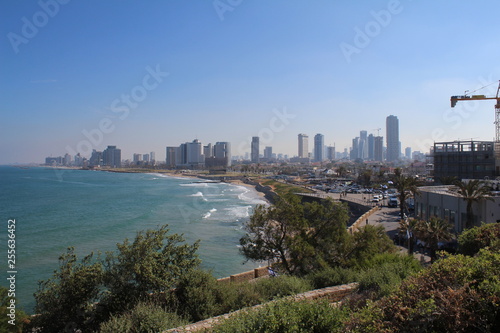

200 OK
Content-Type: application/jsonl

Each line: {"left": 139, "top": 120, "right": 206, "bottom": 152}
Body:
{"left": 415, "top": 185, "right": 500, "bottom": 233}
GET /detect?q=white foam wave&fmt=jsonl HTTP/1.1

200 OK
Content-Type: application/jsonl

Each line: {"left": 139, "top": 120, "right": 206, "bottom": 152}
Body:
{"left": 190, "top": 191, "right": 204, "bottom": 197}
{"left": 202, "top": 208, "right": 217, "bottom": 219}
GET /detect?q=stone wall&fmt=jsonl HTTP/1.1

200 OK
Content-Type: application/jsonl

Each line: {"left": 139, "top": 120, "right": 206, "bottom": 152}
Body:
{"left": 165, "top": 283, "right": 358, "bottom": 332}
{"left": 347, "top": 206, "right": 379, "bottom": 234}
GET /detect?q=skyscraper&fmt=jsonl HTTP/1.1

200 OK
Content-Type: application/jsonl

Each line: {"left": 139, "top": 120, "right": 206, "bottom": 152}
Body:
{"left": 386, "top": 115, "right": 400, "bottom": 162}
{"left": 350, "top": 137, "right": 359, "bottom": 160}
{"left": 367, "top": 134, "right": 375, "bottom": 160}
{"left": 298, "top": 134, "right": 308, "bottom": 158}
{"left": 359, "top": 130, "right": 368, "bottom": 160}
{"left": 251, "top": 136, "right": 259, "bottom": 163}
{"left": 214, "top": 141, "right": 231, "bottom": 167}
{"left": 314, "top": 134, "right": 324, "bottom": 162}
{"left": 264, "top": 146, "right": 273, "bottom": 159}
{"left": 103, "top": 145, "right": 121, "bottom": 167}
{"left": 374, "top": 136, "right": 383, "bottom": 162}
{"left": 165, "top": 147, "right": 176, "bottom": 167}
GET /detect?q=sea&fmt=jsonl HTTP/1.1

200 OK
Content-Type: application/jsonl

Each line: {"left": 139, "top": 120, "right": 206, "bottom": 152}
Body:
{"left": 0, "top": 166, "right": 267, "bottom": 313}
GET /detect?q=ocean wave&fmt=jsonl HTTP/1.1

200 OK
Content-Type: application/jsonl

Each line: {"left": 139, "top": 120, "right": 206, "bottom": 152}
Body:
{"left": 224, "top": 205, "right": 252, "bottom": 219}
{"left": 190, "top": 191, "right": 204, "bottom": 197}
{"left": 202, "top": 208, "right": 217, "bottom": 219}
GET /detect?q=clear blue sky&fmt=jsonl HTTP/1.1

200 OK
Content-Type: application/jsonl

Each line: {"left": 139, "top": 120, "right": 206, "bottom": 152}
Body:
{"left": 2, "top": 0, "right": 500, "bottom": 164}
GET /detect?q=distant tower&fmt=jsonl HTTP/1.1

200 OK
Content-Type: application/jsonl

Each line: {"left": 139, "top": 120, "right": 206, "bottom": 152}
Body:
{"left": 374, "top": 136, "right": 384, "bottom": 162}
{"left": 298, "top": 134, "right": 308, "bottom": 158}
{"left": 386, "top": 115, "right": 400, "bottom": 162}
{"left": 367, "top": 134, "right": 375, "bottom": 160}
{"left": 405, "top": 147, "right": 412, "bottom": 159}
{"left": 251, "top": 136, "right": 259, "bottom": 163}
{"left": 314, "top": 134, "right": 324, "bottom": 162}
{"left": 264, "top": 146, "right": 273, "bottom": 159}
{"left": 359, "top": 130, "right": 368, "bottom": 160}
{"left": 103, "top": 145, "right": 121, "bottom": 168}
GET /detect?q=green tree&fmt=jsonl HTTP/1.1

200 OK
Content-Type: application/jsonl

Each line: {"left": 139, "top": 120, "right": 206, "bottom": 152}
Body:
{"left": 336, "top": 165, "right": 348, "bottom": 178}
{"left": 31, "top": 248, "right": 104, "bottom": 332}
{"left": 394, "top": 174, "right": 420, "bottom": 220}
{"left": 347, "top": 225, "right": 396, "bottom": 268}
{"left": 455, "top": 179, "right": 493, "bottom": 229}
{"left": 414, "top": 217, "right": 454, "bottom": 260}
{"left": 240, "top": 197, "right": 351, "bottom": 275}
{"left": 358, "top": 169, "right": 372, "bottom": 187}
{"left": 30, "top": 225, "right": 200, "bottom": 332}
{"left": 103, "top": 225, "right": 200, "bottom": 313}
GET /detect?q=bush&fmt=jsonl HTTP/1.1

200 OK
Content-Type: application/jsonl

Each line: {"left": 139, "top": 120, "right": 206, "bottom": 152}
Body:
{"left": 99, "top": 302, "right": 187, "bottom": 333}
{"left": 212, "top": 298, "right": 349, "bottom": 333}
{"left": 173, "top": 269, "right": 222, "bottom": 322}
{"left": 253, "top": 275, "right": 313, "bottom": 301}
{"left": 306, "top": 266, "right": 358, "bottom": 289}
{"left": 344, "top": 249, "right": 500, "bottom": 332}
{"left": 458, "top": 223, "right": 500, "bottom": 256}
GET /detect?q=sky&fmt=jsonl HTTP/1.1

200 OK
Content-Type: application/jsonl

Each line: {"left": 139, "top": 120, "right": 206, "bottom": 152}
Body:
{"left": 2, "top": 0, "right": 500, "bottom": 164}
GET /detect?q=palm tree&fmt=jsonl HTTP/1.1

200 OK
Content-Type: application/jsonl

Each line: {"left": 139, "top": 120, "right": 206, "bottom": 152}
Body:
{"left": 414, "top": 217, "right": 454, "bottom": 261}
{"left": 454, "top": 179, "right": 493, "bottom": 229}
{"left": 399, "top": 217, "right": 418, "bottom": 254}
{"left": 394, "top": 175, "right": 420, "bottom": 221}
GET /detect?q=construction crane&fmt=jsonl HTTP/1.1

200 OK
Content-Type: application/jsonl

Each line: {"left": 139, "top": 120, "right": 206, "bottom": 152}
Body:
{"left": 450, "top": 81, "right": 500, "bottom": 142}
{"left": 373, "top": 128, "right": 381, "bottom": 136}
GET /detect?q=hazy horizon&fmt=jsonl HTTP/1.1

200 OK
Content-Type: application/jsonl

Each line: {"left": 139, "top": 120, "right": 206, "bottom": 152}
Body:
{"left": 2, "top": 1, "right": 500, "bottom": 164}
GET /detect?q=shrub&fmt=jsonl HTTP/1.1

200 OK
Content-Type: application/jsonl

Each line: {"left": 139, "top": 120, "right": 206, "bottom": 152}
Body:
{"left": 344, "top": 250, "right": 500, "bottom": 332}
{"left": 458, "top": 223, "right": 500, "bottom": 256}
{"left": 253, "top": 275, "right": 313, "bottom": 301}
{"left": 212, "top": 298, "right": 349, "bottom": 333}
{"left": 306, "top": 266, "right": 358, "bottom": 289}
{"left": 173, "top": 269, "right": 222, "bottom": 322}
{"left": 99, "top": 302, "right": 187, "bottom": 333}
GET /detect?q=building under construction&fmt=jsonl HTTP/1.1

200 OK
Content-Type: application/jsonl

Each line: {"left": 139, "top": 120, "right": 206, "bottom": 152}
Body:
{"left": 433, "top": 140, "right": 497, "bottom": 181}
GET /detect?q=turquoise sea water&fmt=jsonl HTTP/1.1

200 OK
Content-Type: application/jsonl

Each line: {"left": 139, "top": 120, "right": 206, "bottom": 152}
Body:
{"left": 0, "top": 166, "right": 266, "bottom": 313}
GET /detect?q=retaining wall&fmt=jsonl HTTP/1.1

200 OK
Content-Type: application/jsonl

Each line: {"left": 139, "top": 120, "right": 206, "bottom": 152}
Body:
{"left": 347, "top": 206, "right": 380, "bottom": 234}
{"left": 165, "top": 283, "right": 358, "bottom": 332}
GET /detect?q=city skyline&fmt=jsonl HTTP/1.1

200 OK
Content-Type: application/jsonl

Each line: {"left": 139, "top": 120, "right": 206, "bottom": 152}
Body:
{"left": 2, "top": 1, "right": 500, "bottom": 164}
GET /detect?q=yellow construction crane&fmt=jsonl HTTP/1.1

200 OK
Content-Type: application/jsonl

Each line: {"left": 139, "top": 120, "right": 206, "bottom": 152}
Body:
{"left": 450, "top": 81, "right": 500, "bottom": 141}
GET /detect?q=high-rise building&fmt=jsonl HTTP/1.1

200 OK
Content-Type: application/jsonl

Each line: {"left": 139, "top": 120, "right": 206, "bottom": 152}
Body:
{"left": 133, "top": 153, "right": 142, "bottom": 163}
{"left": 264, "top": 146, "right": 273, "bottom": 159}
{"left": 187, "top": 139, "right": 204, "bottom": 167}
{"left": 405, "top": 147, "right": 412, "bottom": 159}
{"left": 298, "top": 134, "right": 308, "bottom": 158}
{"left": 150, "top": 152, "right": 155, "bottom": 163}
{"left": 103, "top": 145, "right": 121, "bottom": 167}
{"left": 374, "top": 136, "right": 383, "bottom": 162}
{"left": 359, "top": 130, "right": 368, "bottom": 160}
{"left": 326, "top": 146, "right": 335, "bottom": 161}
{"left": 204, "top": 143, "right": 213, "bottom": 158}
{"left": 166, "top": 147, "right": 176, "bottom": 167}
{"left": 89, "top": 149, "right": 103, "bottom": 166}
{"left": 314, "top": 134, "right": 324, "bottom": 162}
{"left": 350, "top": 137, "right": 359, "bottom": 160}
{"left": 368, "top": 134, "right": 375, "bottom": 160}
{"left": 212, "top": 141, "right": 231, "bottom": 167}
{"left": 251, "top": 136, "right": 259, "bottom": 163}
{"left": 386, "top": 115, "right": 400, "bottom": 162}
{"left": 63, "top": 153, "right": 72, "bottom": 166}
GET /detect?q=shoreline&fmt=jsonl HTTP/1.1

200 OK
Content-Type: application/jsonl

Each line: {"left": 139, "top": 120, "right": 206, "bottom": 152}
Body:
{"left": 39, "top": 165, "right": 271, "bottom": 203}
